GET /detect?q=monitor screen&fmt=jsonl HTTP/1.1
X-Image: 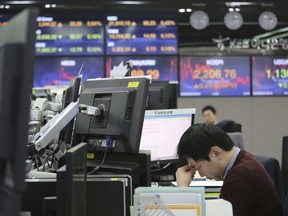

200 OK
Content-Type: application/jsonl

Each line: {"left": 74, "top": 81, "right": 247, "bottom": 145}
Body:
{"left": 106, "top": 14, "right": 177, "bottom": 55}
{"left": 0, "top": 14, "right": 12, "bottom": 26}
{"left": 180, "top": 56, "right": 251, "bottom": 96}
{"left": 34, "top": 56, "right": 104, "bottom": 87}
{"left": 106, "top": 56, "right": 178, "bottom": 81}
{"left": 73, "top": 77, "right": 149, "bottom": 153}
{"left": 59, "top": 76, "right": 82, "bottom": 144}
{"left": 139, "top": 108, "right": 195, "bottom": 162}
{"left": 147, "top": 81, "right": 178, "bottom": 110}
{"left": 252, "top": 56, "right": 288, "bottom": 96}
{"left": 0, "top": 8, "right": 39, "bottom": 216}
{"left": 35, "top": 14, "right": 104, "bottom": 56}
{"left": 57, "top": 142, "right": 87, "bottom": 216}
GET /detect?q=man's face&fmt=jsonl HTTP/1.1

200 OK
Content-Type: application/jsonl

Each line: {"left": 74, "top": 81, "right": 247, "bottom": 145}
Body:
{"left": 187, "top": 152, "right": 223, "bottom": 180}
{"left": 202, "top": 110, "right": 217, "bottom": 125}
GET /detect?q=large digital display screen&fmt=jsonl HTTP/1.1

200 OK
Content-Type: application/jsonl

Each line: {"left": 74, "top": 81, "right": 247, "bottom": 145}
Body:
{"left": 180, "top": 56, "right": 251, "bottom": 96}
{"left": 0, "top": 14, "right": 11, "bottom": 26}
{"left": 106, "top": 15, "right": 177, "bottom": 55}
{"left": 34, "top": 57, "right": 104, "bottom": 87}
{"left": 252, "top": 56, "right": 288, "bottom": 96}
{"left": 106, "top": 56, "right": 178, "bottom": 81}
{"left": 35, "top": 15, "right": 104, "bottom": 56}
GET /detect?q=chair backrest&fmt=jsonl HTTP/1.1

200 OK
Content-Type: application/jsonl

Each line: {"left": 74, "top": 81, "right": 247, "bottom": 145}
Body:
{"left": 284, "top": 193, "right": 288, "bottom": 216}
{"left": 217, "top": 120, "right": 242, "bottom": 133}
{"left": 282, "top": 136, "right": 288, "bottom": 192}
{"left": 206, "top": 199, "right": 233, "bottom": 216}
{"left": 227, "top": 132, "right": 245, "bottom": 149}
{"left": 255, "top": 155, "right": 286, "bottom": 207}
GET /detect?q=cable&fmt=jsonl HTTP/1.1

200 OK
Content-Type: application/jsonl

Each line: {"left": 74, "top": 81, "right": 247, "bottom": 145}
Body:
{"left": 151, "top": 163, "right": 171, "bottom": 172}
{"left": 34, "top": 155, "right": 40, "bottom": 171}
{"left": 42, "top": 152, "right": 55, "bottom": 172}
{"left": 88, "top": 148, "right": 109, "bottom": 175}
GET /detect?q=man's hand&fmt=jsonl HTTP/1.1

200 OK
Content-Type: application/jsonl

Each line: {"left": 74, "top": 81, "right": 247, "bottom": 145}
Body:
{"left": 175, "top": 165, "right": 196, "bottom": 187}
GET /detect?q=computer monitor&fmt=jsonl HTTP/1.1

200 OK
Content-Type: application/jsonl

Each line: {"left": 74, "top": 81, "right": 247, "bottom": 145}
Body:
{"left": 57, "top": 142, "right": 87, "bottom": 216}
{"left": 147, "top": 81, "right": 178, "bottom": 110}
{"left": 0, "top": 8, "right": 39, "bottom": 216}
{"left": 59, "top": 75, "right": 81, "bottom": 144}
{"left": 139, "top": 108, "right": 196, "bottom": 162}
{"left": 282, "top": 136, "right": 288, "bottom": 192}
{"left": 72, "top": 77, "right": 150, "bottom": 153}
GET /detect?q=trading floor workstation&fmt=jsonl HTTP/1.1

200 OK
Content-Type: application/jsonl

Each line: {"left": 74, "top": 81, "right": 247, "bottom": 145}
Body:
{"left": 1, "top": 2, "right": 288, "bottom": 216}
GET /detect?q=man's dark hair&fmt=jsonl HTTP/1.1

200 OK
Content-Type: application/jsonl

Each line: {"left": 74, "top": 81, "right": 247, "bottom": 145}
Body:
{"left": 177, "top": 123, "right": 234, "bottom": 161}
{"left": 202, "top": 105, "right": 216, "bottom": 114}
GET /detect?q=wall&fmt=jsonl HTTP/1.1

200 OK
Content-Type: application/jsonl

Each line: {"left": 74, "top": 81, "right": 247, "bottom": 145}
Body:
{"left": 177, "top": 97, "right": 288, "bottom": 163}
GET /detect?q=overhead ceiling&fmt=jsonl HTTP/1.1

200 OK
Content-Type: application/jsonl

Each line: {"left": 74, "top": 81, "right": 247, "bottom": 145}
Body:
{"left": 0, "top": 0, "right": 287, "bottom": 54}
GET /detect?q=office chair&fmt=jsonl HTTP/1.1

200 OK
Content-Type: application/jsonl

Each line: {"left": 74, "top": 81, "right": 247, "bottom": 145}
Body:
{"left": 217, "top": 120, "right": 242, "bottom": 133}
{"left": 284, "top": 193, "right": 288, "bottom": 216}
{"left": 227, "top": 132, "right": 245, "bottom": 149}
{"left": 255, "top": 155, "right": 286, "bottom": 207}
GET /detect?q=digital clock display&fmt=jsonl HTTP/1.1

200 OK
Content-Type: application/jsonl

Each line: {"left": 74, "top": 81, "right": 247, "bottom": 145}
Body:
{"left": 35, "top": 15, "right": 104, "bottom": 56}
{"left": 106, "top": 56, "right": 178, "bottom": 81}
{"left": 252, "top": 56, "right": 288, "bottom": 96}
{"left": 180, "top": 56, "right": 251, "bottom": 96}
{"left": 34, "top": 57, "right": 104, "bottom": 87}
{"left": 106, "top": 15, "right": 178, "bottom": 55}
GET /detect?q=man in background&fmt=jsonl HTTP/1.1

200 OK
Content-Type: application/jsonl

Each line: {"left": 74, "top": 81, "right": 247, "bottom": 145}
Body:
{"left": 202, "top": 105, "right": 218, "bottom": 125}
{"left": 202, "top": 105, "right": 241, "bottom": 132}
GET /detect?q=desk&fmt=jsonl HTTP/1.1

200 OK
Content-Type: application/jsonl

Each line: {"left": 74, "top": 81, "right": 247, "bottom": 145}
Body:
{"left": 172, "top": 180, "right": 223, "bottom": 199}
{"left": 171, "top": 180, "right": 223, "bottom": 187}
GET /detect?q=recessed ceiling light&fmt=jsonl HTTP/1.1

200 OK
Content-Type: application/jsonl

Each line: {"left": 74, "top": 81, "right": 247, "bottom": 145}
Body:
{"left": 45, "top": 4, "right": 51, "bottom": 8}
{"left": 235, "top": 8, "right": 240, "bottom": 12}
{"left": 4, "top": 5, "right": 10, "bottom": 9}
{"left": 119, "top": 1, "right": 145, "bottom": 4}
{"left": 179, "top": 8, "right": 185, "bottom": 13}
{"left": 228, "top": 8, "right": 234, "bottom": 12}
{"left": 186, "top": 8, "right": 192, "bottom": 12}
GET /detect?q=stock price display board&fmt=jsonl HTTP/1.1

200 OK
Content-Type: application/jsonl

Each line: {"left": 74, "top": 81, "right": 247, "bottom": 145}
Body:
{"left": 106, "top": 15, "right": 177, "bottom": 55}
{"left": 34, "top": 57, "right": 104, "bottom": 87}
{"left": 252, "top": 56, "right": 288, "bottom": 96}
{"left": 106, "top": 56, "right": 178, "bottom": 81}
{"left": 0, "top": 15, "right": 11, "bottom": 27}
{"left": 180, "top": 56, "right": 251, "bottom": 96}
{"left": 35, "top": 15, "right": 104, "bottom": 56}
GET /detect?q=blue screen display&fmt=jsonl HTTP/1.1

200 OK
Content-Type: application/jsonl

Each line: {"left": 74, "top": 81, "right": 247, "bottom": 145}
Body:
{"left": 35, "top": 14, "right": 104, "bottom": 56}
{"left": 180, "top": 56, "right": 251, "bottom": 96}
{"left": 34, "top": 57, "right": 105, "bottom": 87}
{"left": 106, "top": 56, "right": 178, "bottom": 81}
{"left": 106, "top": 15, "right": 177, "bottom": 55}
{"left": 252, "top": 56, "right": 288, "bottom": 96}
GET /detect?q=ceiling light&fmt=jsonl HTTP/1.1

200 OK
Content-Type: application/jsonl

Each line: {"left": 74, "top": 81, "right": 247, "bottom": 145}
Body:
{"left": 179, "top": 9, "right": 185, "bottom": 13}
{"left": 228, "top": 8, "right": 234, "bottom": 12}
{"left": 235, "top": 8, "right": 240, "bottom": 12}
{"left": 4, "top": 5, "right": 10, "bottom": 9}
{"left": 119, "top": 1, "right": 145, "bottom": 4}
{"left": 51, "top": 4, "right": 56, "bottom": 8}
{"left": 45, "top": 4, "right": 51, "bottom": 8}
{"left": 226, "top": 2, "right": 254, "bottom": 7}
{"left": 186, "top": 8, "right": 192, "bottom": 12}
{"left": 0, "top": 5, "right": 4, "bottom": 9}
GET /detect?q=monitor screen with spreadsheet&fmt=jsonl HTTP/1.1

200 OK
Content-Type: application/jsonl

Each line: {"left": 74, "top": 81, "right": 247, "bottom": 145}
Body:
{"left": 139, "top": 108, "right": 195, "bottom": 162}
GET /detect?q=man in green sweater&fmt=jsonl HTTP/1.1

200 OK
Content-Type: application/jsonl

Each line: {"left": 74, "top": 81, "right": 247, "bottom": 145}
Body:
{"left": 176, "top": 123, "right": 282, "bottom": 216}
